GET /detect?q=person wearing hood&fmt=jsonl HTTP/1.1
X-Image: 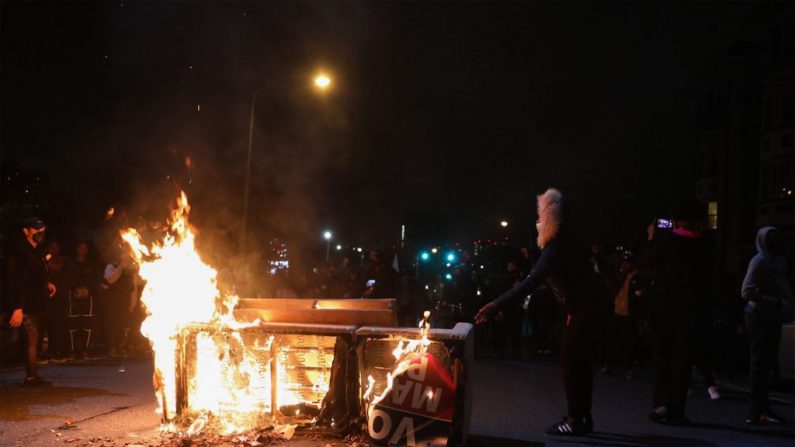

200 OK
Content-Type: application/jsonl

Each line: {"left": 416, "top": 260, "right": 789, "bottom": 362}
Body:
{"left": 5, "top": 217, "right": 57, "bottom": 386}
{"left": 741, "top": 226, "right": 793, "bottom": 425}
{"left": 475, "top": 188, "right": 609, "bottom": 436}
{"left": 641, "top": 198, "right": 711, "bottom": 426}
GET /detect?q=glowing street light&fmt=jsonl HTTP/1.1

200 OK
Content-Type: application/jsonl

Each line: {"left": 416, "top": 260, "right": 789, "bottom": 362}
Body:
{"left": 336, "top": 244, "right": 342, "bottom": 251}
{"left": 314, "top": 73, "right": 332, "bottom": 90}
{"left": 420, "top": 251, "right": 430, "bottom": 261}
{"left": 446, "top": 252, "right": 456, "bottom": 262}
{"left": 323, "top": 230, "right": 333, "bottom": 263}
{"left": 431, "top": 248, "right": 438, "bottom": 254}
{"left": 500, "top": 220, "right": 509, "bottom": 228}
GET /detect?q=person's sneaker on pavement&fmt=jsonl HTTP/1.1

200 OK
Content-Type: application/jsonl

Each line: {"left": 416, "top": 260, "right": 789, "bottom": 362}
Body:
{"left": 746, "top": 412, "right": 787, "bottom": 425}
{"left": 22, "top": 376, "right": 52, "bottom": 387}
{"left": 544, "top": 417, "right": 591, "bottom": 436}
{"left": 707, "top": 386, "right": 720, "bottom": 400}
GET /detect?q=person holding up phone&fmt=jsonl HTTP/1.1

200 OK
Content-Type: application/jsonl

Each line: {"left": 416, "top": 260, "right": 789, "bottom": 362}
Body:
{"left": 475, "top": 188, "right": 609, "bottom": 436}
{"left": 641, "top": 198, "right": 711, "bottom": 426}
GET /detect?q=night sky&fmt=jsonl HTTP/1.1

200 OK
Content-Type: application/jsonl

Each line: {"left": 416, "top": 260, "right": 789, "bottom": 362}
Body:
{"left": 1, "top": 2, "right": 762, "bottom": 255}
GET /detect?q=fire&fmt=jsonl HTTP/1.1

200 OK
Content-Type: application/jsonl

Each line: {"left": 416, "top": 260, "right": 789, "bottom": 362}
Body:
{"left": 363, "top": 311, "right": 433, "bottom": 412}
{"left": 121, "top": 192, "right": 305, "bottom": 434}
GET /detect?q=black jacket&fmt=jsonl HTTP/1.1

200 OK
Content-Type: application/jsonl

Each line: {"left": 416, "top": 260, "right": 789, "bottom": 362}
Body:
{"left": 5, "top": 236, "right": 50, "bottom": 315}
{"left": 493, "top": 236, "right": 608, "bottom": 315}
{"left": 639, "top": 229, "right": 711, "bottom": 320}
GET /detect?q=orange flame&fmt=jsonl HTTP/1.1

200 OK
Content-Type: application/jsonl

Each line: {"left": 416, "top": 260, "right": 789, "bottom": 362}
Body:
{"left": 121, "top": 192, "right": 316, "bottom": 434}
{"left": 363, "top": 310, "right": 432, "bottom": 412}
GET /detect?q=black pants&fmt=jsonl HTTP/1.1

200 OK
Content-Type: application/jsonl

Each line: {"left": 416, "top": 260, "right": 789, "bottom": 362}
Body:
{"left": 745, "top": 313, "right": 782, "bottom": 417}
{"left": 99, "top": 295, "right": 130, "bottom": 350}
{"left": 45, "top": 296, "right": 70, "bottom": 357}
{"left": 22, "top": 314, "right": 43, "bottom": 378}
{"left": 651, "top": 314, "right": 694, "bottom": 417}
{"left": 693, "top": 316, "right": 716, "bottom": 388}
{"left": 561, "top": 313, "right": 597, "bottom": 418}
{"left": 606, "top": 314, "right": 640, "bottom": 370}
{"left": 496, "top": 304, "right": 524, "bottom": 358}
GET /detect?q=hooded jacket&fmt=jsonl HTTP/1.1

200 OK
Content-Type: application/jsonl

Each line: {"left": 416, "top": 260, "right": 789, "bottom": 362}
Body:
{"left": 493, "top": 188, "right": 607, "bottom": 315}
{"left": 741, "top": 227, "right": 793, "bottom": 321}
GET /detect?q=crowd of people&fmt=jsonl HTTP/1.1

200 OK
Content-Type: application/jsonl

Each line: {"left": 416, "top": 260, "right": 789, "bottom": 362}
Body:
{"left": 2, "top": 218, "right": 148, "bottom": 386}
{"left": 1, "top": 188, "right": 791, "bottom": 436}
{"left": 473, "top": 188, "right": 792, "bottom": 435}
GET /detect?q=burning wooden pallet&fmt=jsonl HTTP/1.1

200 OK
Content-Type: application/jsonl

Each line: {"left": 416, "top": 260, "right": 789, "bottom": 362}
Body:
{"left": 172, "top": 298, "right": 473, "bottom": 447}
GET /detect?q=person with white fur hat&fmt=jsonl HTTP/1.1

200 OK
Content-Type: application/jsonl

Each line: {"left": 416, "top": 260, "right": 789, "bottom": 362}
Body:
{"left": 476, "top": 188, "right": 609, "bottom": 436}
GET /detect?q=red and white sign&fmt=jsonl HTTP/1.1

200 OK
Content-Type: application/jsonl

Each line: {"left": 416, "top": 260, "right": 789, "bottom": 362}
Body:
{"left": 368, "top": 352, "right": 456, "bottom": 446}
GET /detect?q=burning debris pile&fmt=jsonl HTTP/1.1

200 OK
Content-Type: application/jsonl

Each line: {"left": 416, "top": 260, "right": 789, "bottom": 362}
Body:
{"left": 121, "top": 193, "right": 473, "bottom": 447}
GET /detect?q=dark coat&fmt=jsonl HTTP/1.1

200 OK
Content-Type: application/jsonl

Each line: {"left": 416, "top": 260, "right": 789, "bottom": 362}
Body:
{"left": 639, "top": 230, "right": 711, "bottom": 324}
{"left": 493, "top": 236, "right": 608, "bottom": 316}
{"left": 5, "top": 236, "right": 50, "bottom": 315}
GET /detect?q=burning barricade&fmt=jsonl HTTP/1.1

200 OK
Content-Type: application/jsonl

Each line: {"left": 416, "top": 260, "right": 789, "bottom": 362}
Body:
{"left": 121, "top": 193, "right": 473, "bottom": 446}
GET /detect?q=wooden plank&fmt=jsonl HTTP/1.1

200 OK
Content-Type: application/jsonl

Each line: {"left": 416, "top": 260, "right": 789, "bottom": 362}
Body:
{"left": 237, "top": 298, "right": 396, "bottom": 311}
{"left": 234, "top": 308, "right": 397, "bottom": 327}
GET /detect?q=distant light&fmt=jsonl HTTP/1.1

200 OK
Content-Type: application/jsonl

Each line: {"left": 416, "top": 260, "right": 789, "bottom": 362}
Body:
{"left": 357, "top": 247, "right": 363, "bottom": 253}
{"left": 425, "top": 285, "right": 430, "bottom": 290}
{"left": 445, "top": 273, "right": 453, "bottom": 280}
{"left": 446, "top": 253, "right": 456, "bottom": 262}
{"left": 431, "top": 248, "right": 438, "bottom": 254}
{"left": 500, "top": 220, "right": 509, "bottom": 228}
{"left": 480, "top": 265, "right": 484, "bottom": 269}
{"left": 446, "top": 263, "right": 451, "bottom": 267}
{"left": 314, "top": 74, "right": 332, "bottom": 90}
{"left": 420, "top": 251, "right": 430, "bottom": 261}
{"left": 336, "top": 244, "right": 342, "bottom": 250}
{"left": 323, "top": 231, "right": 332, "bottom": 240}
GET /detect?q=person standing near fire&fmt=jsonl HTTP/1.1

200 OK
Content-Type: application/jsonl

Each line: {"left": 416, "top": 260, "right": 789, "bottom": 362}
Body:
{"left": 99, "top": 248, "right": 138, "bottom": 357}
{"left": 5, "top": 217, "right": 57, "bottom": 386}
{"left": 475, "top": 188, "right": 609, "bottom": 436}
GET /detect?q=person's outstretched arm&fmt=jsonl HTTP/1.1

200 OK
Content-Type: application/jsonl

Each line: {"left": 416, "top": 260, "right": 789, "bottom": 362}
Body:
{"left": 476, "top": 241, "right": 557, "bottom": 323}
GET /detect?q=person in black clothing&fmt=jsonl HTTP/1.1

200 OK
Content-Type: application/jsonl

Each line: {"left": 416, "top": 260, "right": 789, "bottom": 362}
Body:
{"left": 5, "top": 217, "right": 57, "bottom": 386}
{"left": 641, "top": 198, "right": 711, "bottom": 426}
{"left": 476, "top": 188, "right": 608, "bottom": 436}
{"left": 98, "top": 250, "right": 137, "bottom": 357}
{"left": 70, "top": 241, "right": 102, "bottom": 358}
{"left": 44, "top": 240, "right": 76, "bottom": 363}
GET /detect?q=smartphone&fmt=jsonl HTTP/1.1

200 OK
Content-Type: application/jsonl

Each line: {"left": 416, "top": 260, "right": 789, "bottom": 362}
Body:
{"left": 656, "top": 218, "right": 673, "bottom": 229}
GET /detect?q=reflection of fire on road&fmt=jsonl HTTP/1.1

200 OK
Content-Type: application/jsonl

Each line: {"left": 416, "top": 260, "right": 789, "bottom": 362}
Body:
{"left": 121, "top": 192, "right": 474, "bottom": 445}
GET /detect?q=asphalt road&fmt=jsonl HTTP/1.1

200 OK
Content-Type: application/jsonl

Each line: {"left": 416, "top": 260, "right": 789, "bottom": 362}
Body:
{"left": 1, "top": 357, "right": 793, "bottom": 447}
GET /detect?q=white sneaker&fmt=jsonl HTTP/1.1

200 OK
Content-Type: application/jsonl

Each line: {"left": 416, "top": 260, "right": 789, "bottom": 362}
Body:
{"left": 707, "top": 386, "right": 720, "bottom": 400}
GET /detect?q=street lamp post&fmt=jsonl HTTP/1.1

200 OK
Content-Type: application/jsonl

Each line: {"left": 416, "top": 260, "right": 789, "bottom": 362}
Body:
{"left": 240, "top": 73, "right": 333, "bottom": 251}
